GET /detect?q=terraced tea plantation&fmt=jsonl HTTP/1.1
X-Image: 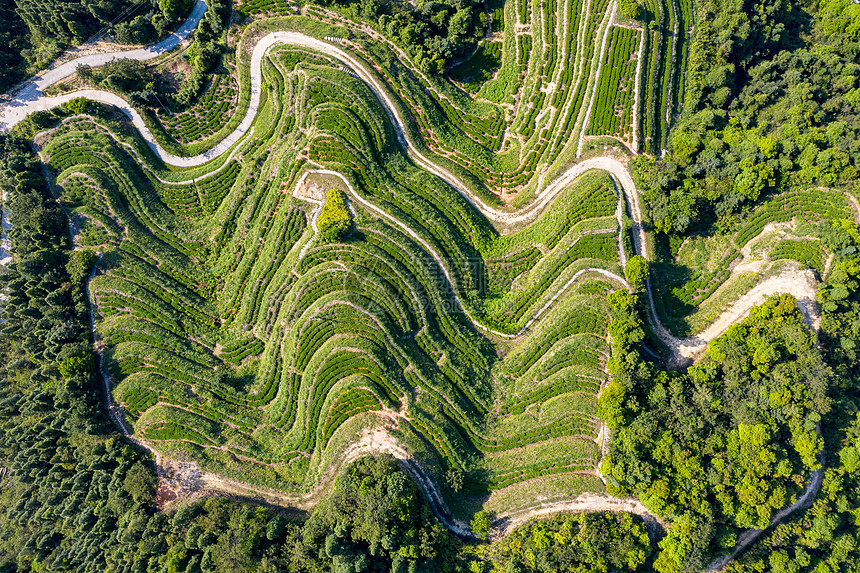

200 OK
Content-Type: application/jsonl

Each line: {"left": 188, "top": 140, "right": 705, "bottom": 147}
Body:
{"left": 32, "top": 9, "right": 649, "bottom": 512}
{"left": 8, "top": 0, "right": 860, "bottom": 567}
{"left": 157, "top": 73, "right": 238, "bottom": 144}
{"left": 26, "top": 0, "right": 698, "bottom": 521}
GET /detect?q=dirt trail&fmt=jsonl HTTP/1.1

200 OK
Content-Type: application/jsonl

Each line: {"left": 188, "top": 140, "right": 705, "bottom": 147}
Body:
{"left": 651, "top": 266, "right": 820, "bottom": 367}
{"left": 155, "top": 425, "right": 474, "bottom": 536}
{"left": 0, "top": 0, "right": 207, "bottom": 131}
{"left": 846, "top": 193, "right": 860, "bottom": 225}
{"left": 157, "top": 423, "right": 663, "bottom": 541}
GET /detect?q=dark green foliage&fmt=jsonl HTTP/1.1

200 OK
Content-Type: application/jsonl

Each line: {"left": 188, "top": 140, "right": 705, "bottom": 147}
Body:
{"left": 600, "top": 294, "right": 831, "bottom": 572}
{"left": 449, "top": 41, "right": 502, "bottom": 93}
{"left": 635, "top": 0, "right": 859, "bottom": 235}
{"left": 302, "top": 456, "right": 462, "bottom": 572}
{"left": 0, "top": 1, "right": 29, "bottom": 92}
{"left": 618, "top": 0, "right": 641, "bottom": 20}
{"left": 58, "top": 352, "right": 95, "bottom": 379}
{"left": 714, "top": 201, "right": 860, "bottom": 573}
{"left": 471, "top": 510, "right": 491, "bottom": 540}
{"left": 15, "top": 0, "right": 192, "bottom": 46}
{"left": 0, "top": 135, "right": 88, "bottom": 382}
{"left": 314, "top": 0, "right": 487, "bottom": 74}
{"left": 77, "top": 58, "right": 155, "bottom": 97}
{"left": 486, "top": 512, "right": 652, "bottom": 572}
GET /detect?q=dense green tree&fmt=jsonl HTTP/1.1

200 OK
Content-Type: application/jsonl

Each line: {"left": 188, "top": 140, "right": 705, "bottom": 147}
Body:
{"left": 634, "top": 0, "right": 859, "bottom": 235}
{"left": 14, "top": 0, "right": 193, "bottom": 47}
{"left": 471, "top": 510, "right": 491, "bottom": 540}
{"left": 0, "top": 1, "right": 29, "bottom": 92}
{"left": 318, "top": 189, "right": 355, "bottom": 242}
{"left": 625, "top": 255, "right": 649, "bottom": 287}
{"left": 617, "top": 0, "right": 641, "bottom": 20}
{"left": 478, "top": 512, "right": 651, "bottom": 573}
{"left": 601, "top": 290, "right": 831, "bottom": 572}
{"left": 717, "top": 201, "right": 860, "bottom": 573}
{"left": 315, "top": 0, "right": 486, "bottom": 73}
{"left": 302, "top": 457, "right": 462, "bottom": 572}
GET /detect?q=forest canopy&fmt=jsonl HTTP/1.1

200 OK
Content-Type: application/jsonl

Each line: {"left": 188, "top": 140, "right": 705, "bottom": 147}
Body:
{"left": 314, "top": 0, "right": 487, "bottom": 73}
{"left": 633, "top": 0, "right": 860, "bottom": 236}
{"left": 600, "top": 294, "right": 831, "bottom": 573}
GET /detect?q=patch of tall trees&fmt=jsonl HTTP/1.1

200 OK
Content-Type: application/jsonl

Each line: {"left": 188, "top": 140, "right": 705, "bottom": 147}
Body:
{"left": 0, "top": 2, "right": 30, "bottom": 93}
{"left": 599, "top": 288, "right": 832, "bottom": 573}
{"left": 314, "top": 0, "right": 487, "bottom": 74}
{"left": 719, "top": 224, "right": 860, "bottom": 571}
{"left": 16, "top": 0, "right": 196, "bottom": 49}
{"left": 74, "top": 0, "right": 231, "bottom": 108}
{"left": 634, "top": 0, "right": 860, "bottom": 235}
{"left": 476, "top": 512, "right": 652, "bottom": 572}
{"left": 0, "top": 0, "right": 196, "bottom": 95}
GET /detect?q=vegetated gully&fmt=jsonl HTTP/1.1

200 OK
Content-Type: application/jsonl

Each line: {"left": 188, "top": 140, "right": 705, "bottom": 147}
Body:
{"left": 0, "top": 3, "right": 826, "bottom": 559}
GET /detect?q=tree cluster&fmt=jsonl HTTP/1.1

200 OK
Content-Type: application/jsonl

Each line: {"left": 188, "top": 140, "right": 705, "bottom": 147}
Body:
{"left": 314, "top": 0, "right": 487, "bottom": 75}
{"left": 0, "top": 1, "right": 29, "bottom": 92}
{"left": 72, "top": 0, "right": 230, "bottom": 110}
{"left": 0, "top": 136, "right": 94, "bottom": 387}
{"left": 600, "top": 291, "right": 832, "bottom": 573}
{"left": 715, "top": 220, "right": 860, "bottom": 572}
{"left": 15, "top": 0, "right": 195, "bottom": 47}
{"left": 481, "top": 512, "right": 651, "bottom": 573}
{"left": 634, "top": 0, "right": 859, "bottom": 236}
{"left": 77, "top": 59, "right": 157, "bottom": 106}
{"left": 173, "top": 0, "right": 231, "bottom": 107}
{"left": 318, "top": 189, "right": 355, "bottom": 242}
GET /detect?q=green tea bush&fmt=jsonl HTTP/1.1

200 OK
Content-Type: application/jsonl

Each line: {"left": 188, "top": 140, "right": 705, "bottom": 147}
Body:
{"left": 321, "top": 388, "right": 382, "bottom": 446}
{"left": 735, "top": 191, "right": 851, "bottom": 247}
{"left": 449, "top": 42, "right": 503, "bottom": 93}
{"left": 770, "top": 239, "right": 826, "bottom": 273}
